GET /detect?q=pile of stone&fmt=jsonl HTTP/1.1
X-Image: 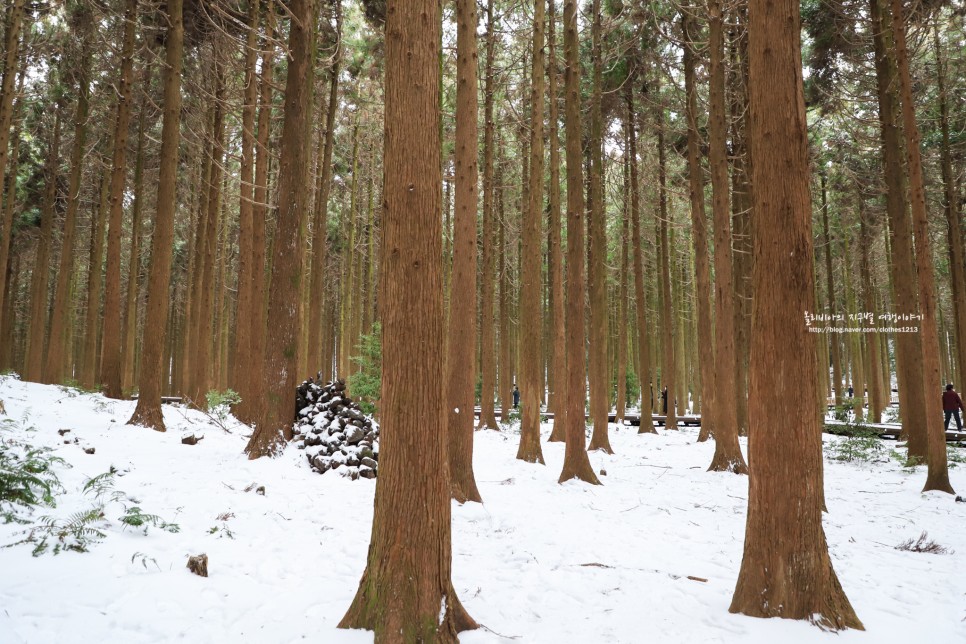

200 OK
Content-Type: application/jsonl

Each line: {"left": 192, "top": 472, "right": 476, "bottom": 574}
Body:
{"left": 293, "top": 378, "right": 379, "bottom": 479}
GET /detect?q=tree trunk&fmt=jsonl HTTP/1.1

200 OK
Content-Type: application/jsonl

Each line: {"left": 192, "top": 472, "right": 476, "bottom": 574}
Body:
{"left": 234, "top": 0, "right": 261, "bottom": 396}
{"left": 682, "top": 8, "right": 714, "bottom": 439}
{"left": 655, "top": 69, "right": 676, "bottom": 431}
{"left": 25, "top": 112, "right": 60, "bottom": 382}
{"left": 859, "top": 198, "right": 882, "bottom": 423}
{"left": 339, "top": 1, "right": 478, "bottom": 637}
{"left": 448, "top": 0, "right": 484, "bottom": 500}
{"left": 586, "top": 0, "right": 611, "bottom": 454}
{"left": 80, "top": 168, "right": 109, "bottom": 390}
{"left": 44, "top": 4, "right": 93, "bottom": 384}
{"left": 821, "top": 175, "right": 843, "bottom": 407}
{"left": 0, "top": 0, "right": 26, "bottom": 321}
{"left": 889, "top": 0, "right": 954, "bottom": 494}
{"left": 706, "top": 0, "right": 747, "bottom": 472}
{"left": 934, "top": 26, "right": 966, "bottom": 396}
{"left": 615, "top": 158, "right": 629, "bottom": 423}
{"left": 729, "top": 0, "right": 863, "bottom": 628}
{"left": 518, "top": 0, "right": 547, "bottom": 464}
{"left": 558, "top": 0, "right": 601, "bottom": 485}
{"left": 99, "top": 0, "right": 139, "bottom": 398}
{"left": 546, "top": 0, "right": 567, "bottom": 439}
{"left": 127, "top": 0, "right": 183, "bottom": 431}
{"left": 627, "top": 84, "right": 653, "bottom": 434}
{"left": 235, "top": 2, "right": 274, "bottom": 425}
{"left": 246, "top": 0, "right": 316, "bottom": 457}
{"left": 479, "top": 0, "right": 500, "bottom": 431}
{"left": 870, "top": 0, "right": 926, "bottom": 460}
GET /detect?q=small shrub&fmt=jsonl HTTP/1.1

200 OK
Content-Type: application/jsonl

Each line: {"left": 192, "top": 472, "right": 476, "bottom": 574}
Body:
{"left": 348, "top": 323, "right": 382, "bottom": 417}
{"left": 825, "top": 427, "right": 885, "bottom": 463}
{"left": 0, "top": 436, "right": 66, "bottom": 523}
{"left": 895, "top": 531, "right": 951, "bottom": 555}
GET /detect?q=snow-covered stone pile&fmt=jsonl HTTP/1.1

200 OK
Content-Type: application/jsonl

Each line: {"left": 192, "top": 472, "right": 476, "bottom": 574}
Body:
{"left": 293, "top": 378, "right": 379, "bottom": 479}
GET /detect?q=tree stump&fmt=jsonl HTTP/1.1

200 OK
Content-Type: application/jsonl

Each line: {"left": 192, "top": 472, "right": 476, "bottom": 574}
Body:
{"left": 187, "top": 553, "right": 208, "bottom": 577}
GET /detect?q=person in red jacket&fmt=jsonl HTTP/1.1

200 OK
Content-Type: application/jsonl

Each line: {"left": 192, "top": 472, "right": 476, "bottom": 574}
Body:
{"left": 943, "top": 384, "right": 964, "bottom": 431}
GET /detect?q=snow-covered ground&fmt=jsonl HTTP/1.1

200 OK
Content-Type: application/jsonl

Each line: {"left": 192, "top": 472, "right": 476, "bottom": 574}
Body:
{"left": 1, "top": 375, "right": 963, "bottom": 644}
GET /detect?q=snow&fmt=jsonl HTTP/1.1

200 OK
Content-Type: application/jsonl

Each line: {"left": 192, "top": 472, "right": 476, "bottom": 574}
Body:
{"left": 1, "top": 376, "right": 964, "bottom": 643}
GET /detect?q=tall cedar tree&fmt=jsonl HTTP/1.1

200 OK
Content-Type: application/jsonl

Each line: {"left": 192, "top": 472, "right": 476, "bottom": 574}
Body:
{"left": 246, "top": 0, "right": 316, "bottom": 457}
{"left": 518, "top": 0, "right": 546, "bottom": 464}
{"left": 100, "top": 0, "right": 139, "bottom": 399}
{"left": 558, "top": 0, "right": 601, "bottom": 485}
{"left": 682, "top": 8, "right": 715, "bottom": 437}
{"left": 128, "top": 0, "right": 184, "bottom": 430}
{"left": 478, "top": 0, "right": 500, "bottom": 431}
{"left": 43, "top": 4, "right": 93, "bottom": 384}
{"left": 447, "top": 0, "right": 483, "bottom": 501}
{"left": 0, "top": 0, "right": 27, "bottom": 320}
{"left": 547, "top": 0, "right": 567, "bottom": 439}
{"left": 339, "top": 0, "right": 479, "bottom": 638}
{"left": 706, "top": 0, "right": 747, "bottom": 472}
{"left": 888, "top": 0, "right": 954, "bottom": 494}
{"left": 729, "top": 0, "right": 863, "bottom": 628}
{"left": 586, "top": 0, "right": 612, "bottom": 453}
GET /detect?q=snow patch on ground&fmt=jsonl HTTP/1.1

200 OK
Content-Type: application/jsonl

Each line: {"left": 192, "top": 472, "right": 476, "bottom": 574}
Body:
{"left": 0, "top": 376, "right": 964, "bottom": 643}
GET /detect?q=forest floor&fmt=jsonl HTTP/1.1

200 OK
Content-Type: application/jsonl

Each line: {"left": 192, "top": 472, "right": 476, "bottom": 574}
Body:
{"left": 1, "top": 375, "right": 964, "bottom": 643}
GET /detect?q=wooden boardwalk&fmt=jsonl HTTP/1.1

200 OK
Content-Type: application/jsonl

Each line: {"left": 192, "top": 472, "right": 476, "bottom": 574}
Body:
{"left": 472, "top": 407, "right": 701, "bottom": 427}
{"left": 824, "top": 419, "right": 966, "bottom": 442}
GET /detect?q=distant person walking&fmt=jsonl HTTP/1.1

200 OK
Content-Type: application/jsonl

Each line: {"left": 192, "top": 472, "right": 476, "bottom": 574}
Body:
{"left": 512, "top": 384, "right": 520, "bottom": 409}
{"left": 661, "top": 386, "right": 668, "bottom": 415}
{"left": 943, "top": 384, "right": 964, "bottom": 431}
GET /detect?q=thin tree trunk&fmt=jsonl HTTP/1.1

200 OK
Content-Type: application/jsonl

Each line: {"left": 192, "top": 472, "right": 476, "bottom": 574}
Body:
{"left": 730, "top": 0, "right": 863, "bottom": 626}
{"left": 479, "top": 0, "right": 499, "bottom": 431}
{"left": 682, "top": 8, "right": 714, "bottom": 439}
{"left": 859, "top": 198, "right": 882, "bottom": 423}
{"left": 80, "top": 169, "right": 109, "bottom": 389}
{"left": 821, "top": 175, "right": 843, "bottom": 407}
{"left": 656, "top": 69, "right": 676, "bottom": 431}
{"left": 235, "top": 1, "right": 274, "bottom": 424}
{"left": 25, "top": 112, "right": 60, "bottom": 382}
{"left": 44, "top": 5, "right": 93, "bottom": 384}
{"left": 99, "top": 0, "right": 139, "bottom": 398}
{"left": 448, "top": 0, "right": 484, "bottom": 499}
{"left": 518, "top": 0, "right": 547, "bottom": 464}
{"left": 706, "top": 0, "right": 747, "bottom": 472}
{"left": 127, "top": 0, "right": 183, "bottom": 431}
{"left": 586, "top": 0, "right": 611, "bottom": 454}
{"left": 546, "top": 0, "right": 567, "bottom": 438}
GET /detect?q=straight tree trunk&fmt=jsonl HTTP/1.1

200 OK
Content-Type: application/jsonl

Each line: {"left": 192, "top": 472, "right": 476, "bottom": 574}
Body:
{"left": 627, "top": 84, "right": 653, "bottom": 433}
{"left": 99, "top": 0, "right": 139, "bottom": 398}
{"left": 80, "top": 170, "right": 109, "bottom": 389}
{"left": 339, "top": 0, "right": 478, "bottom": 637}
{"left": 235, "top": 2, "right": 274, "bottom": 425}
{"left": 558, "top": 0, "right": 601, "bottom": 485}
{"left": 246, "top": 0, "right": 316, "bottom": 456}
{"left": 127, "top": 0, "right": 183, "bottom": 431}
{"left": 448, "top": 0, "right": 484, "bottom": 500}
{"left": 546, "top": 0, "right": 567, "bottom": 439}
{"left": 586, "top": 0, "right": 611, "bottom": 454}
{"left": 870, "top": 0, "right": 927, "bottom": 460}
{"left": 682, "top": 8, "right": 714, "bottom": 439}
{"left": 859, "top": 199, "right": 882, "bottom": 423}
{"left": 706, "top": 0, "right": 747, "bottom": 472}
{"left": 518, "top": 0, "right": 547, "bottom": 464}
{"left": 889, "top": 0, "right": 954, "bottom": 494}
{"left": 933, "top": 26, "right": 966, "bottom": 393}
{"left": 0, "top": 0, "right": 27, "bottom": 320}
{"left": 498, "top": 143, "right": 512, "bottom": 421}
{"left": 24, "top": 112, "right": 60, "bottom": 382}
{"left": 44, "top": 5, "right": 93, "bottom": 384}
{"left": 730, "top": 0, "right": 863, "bottom": 627}
{"left": 821, "top": 175, "right": 843, "bottom": 407}
{"left": 478, "top": 0, "right": 499, "bottom": 431}
{"left": 233, "top": 0, "right": 261, "bottom": 395}
{"left": 615, "top": 162, "right": 629, "bottom": 423}
{"left": 308, "top": 3, "right": 341, "bottom": 376}
{"left": 656, "top": 69, "right": 676, "bottom": 430}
